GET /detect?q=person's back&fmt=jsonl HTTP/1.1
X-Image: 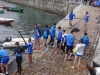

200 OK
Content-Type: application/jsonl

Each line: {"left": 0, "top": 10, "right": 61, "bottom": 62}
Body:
{"left": 14, "top": 46, "right": 24, "bottom": 55}
{"left": 76, "top": 43, "right": 85, "bottom": 55}
{"left": 42, "top": 27, "right": 49, "bottom": 38}
{"left": 81, "top": 35, "right": 89, "bottom": 46}
{"left": 66, "top": 34, "right": 74, "bottom": 46}
{"left": 50, "top": 26, "right": 56, "bottom": 37}
{"left": 0, "top": 50, "right": 9, "bottom": 56}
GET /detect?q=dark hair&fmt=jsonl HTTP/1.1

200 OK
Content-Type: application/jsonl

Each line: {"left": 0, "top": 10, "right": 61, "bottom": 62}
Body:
{"left": 29, "top": 38, "right": 31, "bottom": 41}
{"left": 63, "top": 30, "right": 66, "bottom": 32}
{"left": 58, "top": 26, "right": 61, "bottom": 29}
{"left": 79, "top": 40, "right": 83, "bottom": 43}
{"left": 84, "top": 32, "right": 87, "bottom": 35}
{"left": 71, "top": 30, "right": 75, "bottom": 33}
{"left": 53, "top": 23, "right": 56, "bottom": 25}
{"left": 15, "top": 42, "right": 19, "bottom": 45}
{"left": 45, "top": 25, "right": 48, "bottom": 28}
{"left": 86, "top": 12, "right": 88, "bottom": 14}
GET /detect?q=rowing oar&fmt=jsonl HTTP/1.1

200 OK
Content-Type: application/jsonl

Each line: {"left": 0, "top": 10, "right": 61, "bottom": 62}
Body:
{"left": 11, "top": 22, "right": 26, "bottom": 42}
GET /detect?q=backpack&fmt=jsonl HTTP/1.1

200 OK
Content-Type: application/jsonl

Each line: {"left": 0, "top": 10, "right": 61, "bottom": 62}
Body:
{"left": 38, "top": 28, "right": 41, "bottom": 37}
{"left": 43, "top": 31, "right": 47, "bottom": 38}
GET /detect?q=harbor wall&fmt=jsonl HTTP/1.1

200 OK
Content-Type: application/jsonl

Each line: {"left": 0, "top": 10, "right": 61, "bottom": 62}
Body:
{"left": 6, "top": 0, "right": 79, "bottom": 16}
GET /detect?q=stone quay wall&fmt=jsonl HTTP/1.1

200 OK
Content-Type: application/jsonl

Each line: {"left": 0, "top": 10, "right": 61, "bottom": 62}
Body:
{"left": 6, "top": 0, "right": 79, "bottom": 16}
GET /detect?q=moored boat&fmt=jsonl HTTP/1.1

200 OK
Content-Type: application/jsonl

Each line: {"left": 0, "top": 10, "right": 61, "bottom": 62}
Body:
{"left": 2, "top": 38, "right": 34, "bottom": 49}
{"left": 0, "top": 17, "right": 14, "bottom": 24}
{"left": 7, "top": 7, "right": 24, "bottom": 12}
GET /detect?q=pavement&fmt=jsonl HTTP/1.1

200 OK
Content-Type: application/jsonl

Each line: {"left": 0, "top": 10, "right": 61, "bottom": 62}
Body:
{"left": 11, "top": 5, "right": 100, "bottom": 75}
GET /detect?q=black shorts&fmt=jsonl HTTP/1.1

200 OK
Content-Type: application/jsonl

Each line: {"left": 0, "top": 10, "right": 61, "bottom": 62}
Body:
{"left": 66, "top": 45, "right": 73, "bottom": 54}
{"left": 61, "top": 43, "right": 66, "bottom": 52}
{"left": 57, "top": 40, "right": 61, "bottom": 48}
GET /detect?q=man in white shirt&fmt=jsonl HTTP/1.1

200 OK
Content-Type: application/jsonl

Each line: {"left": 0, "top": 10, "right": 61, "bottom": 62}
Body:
{"left": 71, "top": 40, "right": 85, "bottom": 70}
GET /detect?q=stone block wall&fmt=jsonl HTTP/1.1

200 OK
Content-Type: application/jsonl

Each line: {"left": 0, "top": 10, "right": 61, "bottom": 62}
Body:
{"left": 6, "top": 0, "right": 79, "bottom": 16}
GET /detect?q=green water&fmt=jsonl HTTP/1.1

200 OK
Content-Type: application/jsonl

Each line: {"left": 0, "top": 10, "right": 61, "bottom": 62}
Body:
{"left": 0, "top": 0, "right": 63, "bottom": 40}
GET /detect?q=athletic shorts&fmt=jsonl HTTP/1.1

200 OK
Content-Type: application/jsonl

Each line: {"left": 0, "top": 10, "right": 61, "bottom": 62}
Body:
{"left": 84, "top": 20, "right": 88, "bottom": 23}
{"left": 57, "top": 40, "right": 61, "bottom": 48}
{"left": 69, "top": 20, "right": 73, "bottom": 22}
{"left": 61, "top": 43, "right": 66, "bottom": 52}
{"left": 76, "top": 54, "right": 83, "bottom": 57}
{"left": 34, "top": 37, "right": 40, "bottom": 40}
{"left": 66, "top": 45, "right": 73, "bottom": 54}
{"left": 0, "top": 56, "right": 9, "bottom": 65}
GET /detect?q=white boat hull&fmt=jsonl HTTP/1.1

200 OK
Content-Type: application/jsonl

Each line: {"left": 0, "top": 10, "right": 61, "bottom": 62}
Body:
{"left": 3, "top": 38, "right": 34, "bottom": 48}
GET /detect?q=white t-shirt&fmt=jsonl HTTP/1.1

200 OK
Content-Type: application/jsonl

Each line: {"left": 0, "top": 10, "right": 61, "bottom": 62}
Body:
{"left": 76, "top": 43, "right": 85, "bottom": 55}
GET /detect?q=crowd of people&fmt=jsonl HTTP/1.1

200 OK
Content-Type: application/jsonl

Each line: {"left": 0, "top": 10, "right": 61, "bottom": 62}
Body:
{"left": 0, "top": 10, "right": 90, "bottom": 75}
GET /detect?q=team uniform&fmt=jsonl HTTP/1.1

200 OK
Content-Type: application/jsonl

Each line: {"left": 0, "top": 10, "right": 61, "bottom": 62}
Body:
{"left": 65, "top": 34, "right": 74, "bottom": 54}
{"left": 75, "top": 43, "right": 86, "bottom": 57}
{"left": 69, "top": 13, "right": 75, "bottom": 22}
{"left": 34, "top": 28, "right": 40, "bottom": 40}
{"left": 14, "top": 46, "right": 25, "bottom": 74}
{"left": 84, "top": 14, "right": 89, "bottom": 23}
{"left": 42, "top": 28, "right": 49, "bottom": 39}
{"left": 48, "top": 26, "right": 56, "bottom": 46}
{"left": 80, "top": 35, "right": 89, "bottom": 56}
{"left": 61, "top": 33, "right": 67, "bottom": 52}
{"left": 25, "top": 42, "right": 33, "bottom": 54}
{"left": 0, "top": 50, "right": 9, "bottom": 65}
{"left": 96, "top": 0, "right": 100, "bottom": 6}
{"left": 56, "top": 30, "right": 62, "bottom": 48}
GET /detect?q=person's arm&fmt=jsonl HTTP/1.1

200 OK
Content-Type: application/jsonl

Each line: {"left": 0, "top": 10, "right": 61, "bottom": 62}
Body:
{"left": 25, "top": 42, "right": 30, "bottom": 47}
{"left": 71, "top": 37, "right": 74, "bottom": 45}
{"left": 13, "top": 48, "right": 17, "bottom": 55}
{"left": 75, "top": 44, "right": 78, "bottom": 52}
{"left": 73, "top": 14, "right": 75, "bottom": 19}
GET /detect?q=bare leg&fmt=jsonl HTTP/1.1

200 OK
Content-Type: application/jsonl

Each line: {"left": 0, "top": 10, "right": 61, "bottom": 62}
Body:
{"left": 78, "top": 57, "right": 82, "bottom": 69}
{"left": 37, "top": 39, "right": 40, "bottom": 49}
{"left": 0, "top": 64, "right": 5, "bottom": 74}
{"left": 28, "top": 54, "right": 32, "bottom": 64}
{"left": 68, "top": 52, "right": 72, "bottom": 60}
{"left": 84, "top": 23, "right": 87, "bottom": 31}
{"left": 6, "top": 63, "right": 8, "bottom": 74}
{"left": 33, "top": 39, "right": 36, "bottom": 49}
{"left": 65, "top": 54, "right": 68, "bottom": 60}
{"left": 74, "top": 56, "right": 78, "bottom": 67}
{"left": 69, "top": 21, "right": 72, "bottom": 28}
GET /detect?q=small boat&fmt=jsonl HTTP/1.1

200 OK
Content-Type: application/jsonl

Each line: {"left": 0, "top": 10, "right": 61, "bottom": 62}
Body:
{"left": 7, "top": 7, "right": 24, "bottom": 12}
{"left": 0, "top": 10, "right": 4, "bottom": 14}
{"left": 2, "top": 38, "right": 34, "bottom": 49}
{"left": 0, "top": 17, "right": 14, "bottom": 24}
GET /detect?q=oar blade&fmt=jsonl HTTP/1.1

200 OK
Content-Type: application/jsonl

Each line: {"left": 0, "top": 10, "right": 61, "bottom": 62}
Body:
{"left": 11, "top": 21, "right": 19, "bottom": 31}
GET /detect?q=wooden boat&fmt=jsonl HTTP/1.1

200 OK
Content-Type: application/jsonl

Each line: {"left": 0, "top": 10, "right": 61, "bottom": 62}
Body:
{"left": 2, "top": 38, "right": 34, "bottom": 48}
{"left": 0, "top": 17, "right": 14, "bottom": 24}
{"left": 0, "top": 10, "right": 4, "bottom": 14}
{"left": 7, "top": 7, "right": 24, "bottom": 12}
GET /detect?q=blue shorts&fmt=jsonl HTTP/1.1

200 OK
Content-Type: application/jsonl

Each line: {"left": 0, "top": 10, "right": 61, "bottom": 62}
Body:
{"left": 34, "top": 37, "right": 40, "bottom": 40}
{"left": 84, "top": 20, "right": 88, "bottom": 23}
{"left": 0, "top": 56, "right": 9, "bottom": 65}
{"left": 76, "top": 54, "right": 82, "bottom": 57}
{"left": 69, "top": 20, "right": 73, "bottom": 22}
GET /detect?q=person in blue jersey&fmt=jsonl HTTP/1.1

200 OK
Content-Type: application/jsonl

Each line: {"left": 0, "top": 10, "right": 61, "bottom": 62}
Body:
{"left": 0, "top": 49, "right": 9, "bottom": 75}
{"left": 55, "top": 27, "right": 62, "bottom": 54}
{"left": 25, "top": 38, "right": 33, "bottom": 67}
{"left": 48, "top": 23, "right": 56, "bottom": 47}
{"left": 96, "top": 0, "right": 100, "bottom": 6}
{"left": 42, "top": 25, "right": 49, "bottom": 50}
{"left": 61, "top": 30, "right": 67, "bottom": 56}
{"left": 69, "top": 10, "right": 75, "bottom": 29}
{"left": 14, "top": 42, "right": 25, "bottom": 75}
{"left": 84, "top": 12, "right": 90, "bottom": 31}
{"left": 80, "top": 32, "right": 89, "bottom": 56}
{"left": 33, "top": 24, "right": 41, "bottom": 50}
{"left": 65, "top": 30, "right": 75, "bottom": 61}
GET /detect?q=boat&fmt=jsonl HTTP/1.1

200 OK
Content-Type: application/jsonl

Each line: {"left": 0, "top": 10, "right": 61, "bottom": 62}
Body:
{"left": 2, "top": 38, "right": 34, "bottom": 49}
{"left": 0, "top": 17, "right": 14, "bottom": 24}
{"left": 7, "top": 7, "right": 24, "bottom": 12}
{"left": 0, "top": 10, "right": 4, "bottom": 14}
